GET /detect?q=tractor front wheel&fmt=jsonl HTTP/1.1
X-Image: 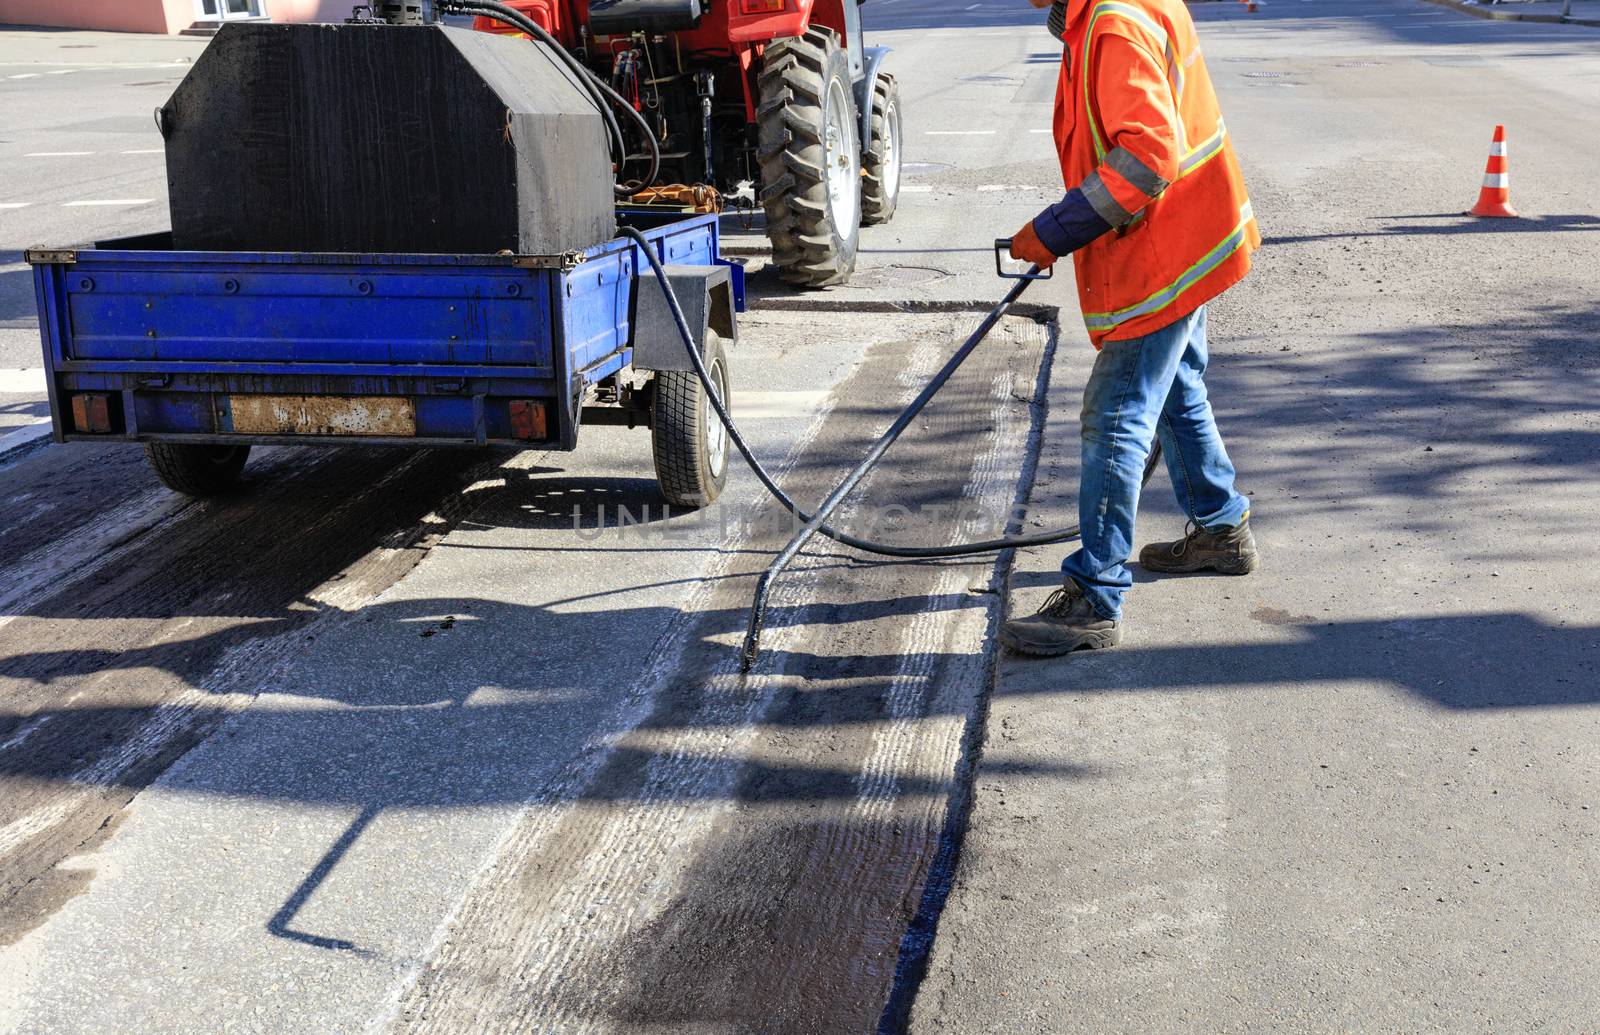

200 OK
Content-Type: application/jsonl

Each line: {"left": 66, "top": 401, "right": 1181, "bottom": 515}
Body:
{"left": 861, "top": 72, "right": 902, "bottom": 225}
{"left": 757, "top": 28, "right": 860, "bottom": 288}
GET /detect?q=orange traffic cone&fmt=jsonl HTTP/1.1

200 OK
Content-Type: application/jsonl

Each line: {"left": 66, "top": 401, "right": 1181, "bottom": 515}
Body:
{"left": 1470, "top": 125, "right": 1517, "bottom": 218}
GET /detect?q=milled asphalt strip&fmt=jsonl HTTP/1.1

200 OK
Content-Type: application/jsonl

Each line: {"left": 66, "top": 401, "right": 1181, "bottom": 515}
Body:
{"left": 376, "top": 350, "right": 858, "bottom": 1033}
{"left": 387, "top": 316, "right": 1049, "bottom": 1032}
{"left": 878, "top": 322, "right": 1061, "bottom": 1032}
{"left": 512, "top": 337, "right": 990, "bottom": 1027}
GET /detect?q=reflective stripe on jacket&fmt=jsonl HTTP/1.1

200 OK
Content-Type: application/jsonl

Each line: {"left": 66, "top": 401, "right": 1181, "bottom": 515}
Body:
{"left": 1051, "top": 0, "right": 1259, "bottom": 346}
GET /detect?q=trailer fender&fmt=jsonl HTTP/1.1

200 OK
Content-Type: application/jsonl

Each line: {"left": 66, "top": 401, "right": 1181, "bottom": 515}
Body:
{"left": 631, "top": 264, "right": 737, "bottom": 372}
{"left": 856, "top": 46, "right": 891, "bottom": 163}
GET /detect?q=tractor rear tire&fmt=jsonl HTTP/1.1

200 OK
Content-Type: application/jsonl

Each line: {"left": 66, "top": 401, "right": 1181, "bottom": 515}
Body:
{"left": 651, "top": 331, "right": 730, "bottom": 508}
{"left": 757, "top": 28, "right": 860, "bottom": 288}
{"left": 144, "top": 442, "right": 251, "bottom": 496}
{"left": 861, "top": 72, "right": 902, "bottom": 226}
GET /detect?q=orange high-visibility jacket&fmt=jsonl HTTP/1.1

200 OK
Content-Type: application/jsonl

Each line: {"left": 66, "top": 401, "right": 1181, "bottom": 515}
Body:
{"left": 1050, "top": 0, "right": 1259, "bottom": 346}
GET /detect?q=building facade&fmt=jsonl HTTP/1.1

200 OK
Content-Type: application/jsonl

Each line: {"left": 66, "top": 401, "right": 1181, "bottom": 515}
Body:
{"left": 0, "top": 0, "right": 352, "bottom": 35}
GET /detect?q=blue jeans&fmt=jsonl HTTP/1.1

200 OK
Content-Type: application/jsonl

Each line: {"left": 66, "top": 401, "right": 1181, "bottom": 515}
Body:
{"left": 1061, "top": 306, "right": 1249, "bottom": 620}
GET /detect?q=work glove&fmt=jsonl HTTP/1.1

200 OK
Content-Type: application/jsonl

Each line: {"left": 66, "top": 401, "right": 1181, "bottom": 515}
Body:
{"left": 1009, "top": 220, "right": 1059, "bottom": 269}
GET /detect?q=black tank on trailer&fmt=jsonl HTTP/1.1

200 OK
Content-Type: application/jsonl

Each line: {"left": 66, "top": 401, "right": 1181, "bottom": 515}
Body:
{"left": 160, "top": 22, "right": 615, "bottom": 255}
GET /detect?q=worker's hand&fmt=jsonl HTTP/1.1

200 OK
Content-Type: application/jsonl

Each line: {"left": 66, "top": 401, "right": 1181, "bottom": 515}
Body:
{"left": 1009, "top": 220, "right": 1058, "bottom": 268}
{"left": 1026, "top": 0, "right": 1052, "bottom": 9}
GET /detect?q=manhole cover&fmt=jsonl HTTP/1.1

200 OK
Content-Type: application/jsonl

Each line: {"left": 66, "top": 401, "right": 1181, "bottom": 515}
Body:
{"left": 851, "top": 264, "right": 951, "bottom": 289}
{"left": 1242, "top": 71, "right": 1290, "bottom": 78}
{"left": 901, "top": 162, "right": 952, "bottom": 176}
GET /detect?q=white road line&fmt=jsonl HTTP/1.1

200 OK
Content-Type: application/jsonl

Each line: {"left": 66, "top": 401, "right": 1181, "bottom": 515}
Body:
{"left": 977, "top": 184, "right": 1037, "bottom": 192}
{"left": 25, "top": 151, "right": 94, "bottom": 157}
{"left": 7, "top": 73, "right": 41, "bottom": 80}
{"left": 0, "top": 369, "right": 47, "bottom": 394}
{"left": 1029, "top": 128, "right": 1052, "bottom": 134}
{"left": 901, "top": 185, "right": 934, "bottom": 193}
{"left": 62, "top": 199, "right": 153, "bottom": 207}
{"left": 964, "top": 3, "right": 982, "bottom": 8}
{"left": 47, "top": 69, "right": 77, "bottom": 75}
{"left": 0, "top": 202, "right": 32, "bottom": 210}
{"left": 925, "top": 130, "right": 997, "bottom": 136}
{"left": 121, "top": 148, "right": 164, "bottom": 154}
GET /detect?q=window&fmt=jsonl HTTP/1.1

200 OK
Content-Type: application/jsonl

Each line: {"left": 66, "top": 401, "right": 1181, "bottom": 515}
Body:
{"left": 197, "top": 0, "right": 266, "bottom": 19}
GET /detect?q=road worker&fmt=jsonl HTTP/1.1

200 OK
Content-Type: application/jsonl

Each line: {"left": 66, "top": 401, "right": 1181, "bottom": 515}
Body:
{"left": 999, "top": 0, "right": 1261, "bottom": 656}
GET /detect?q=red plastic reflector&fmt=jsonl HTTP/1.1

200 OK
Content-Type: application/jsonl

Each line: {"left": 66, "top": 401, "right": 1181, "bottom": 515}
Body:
{"left": 740, "top": 0, "right": 785, "bottom": 13}
{"left": 70, "top": 393, "right": 113, "bottom": 434}
{"left": 508, "top": 399, "right": 548, "bottom": 441}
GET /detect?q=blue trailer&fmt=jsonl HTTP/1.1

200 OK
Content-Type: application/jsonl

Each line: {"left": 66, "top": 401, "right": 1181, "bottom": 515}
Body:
{"left": 27, "top": 210, "right": 744, "bottom": 506}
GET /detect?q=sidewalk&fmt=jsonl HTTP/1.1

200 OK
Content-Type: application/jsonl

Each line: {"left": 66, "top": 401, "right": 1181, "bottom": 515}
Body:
{"left": 1421, "top": 0, "right": 1600, "bottom": 26}
{"left": 0, "top": 25, "right": 204, "bottom": 67}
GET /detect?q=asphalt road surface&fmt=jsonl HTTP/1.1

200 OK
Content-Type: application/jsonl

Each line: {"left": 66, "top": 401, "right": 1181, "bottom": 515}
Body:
{"left": 2, "top": 1, "right": 1599, "bottom": 1032}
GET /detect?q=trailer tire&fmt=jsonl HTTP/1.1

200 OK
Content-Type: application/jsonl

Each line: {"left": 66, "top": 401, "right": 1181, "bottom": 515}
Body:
{"left": 144, "top": 442, "right": 251, "bottom": 496}
{"left": 861, "top": 72, "right": 901, "bottom": 226}
{"left": 651, "top": 331, "right": 730, "bottom": 508}
{"left": 757, "top": 28, "right": 860, "bottom": 288}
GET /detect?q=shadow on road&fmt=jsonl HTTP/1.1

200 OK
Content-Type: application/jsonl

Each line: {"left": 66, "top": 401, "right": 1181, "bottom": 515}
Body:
{"left": 1266, "top": 212, "right": 1600, "bottom": 246}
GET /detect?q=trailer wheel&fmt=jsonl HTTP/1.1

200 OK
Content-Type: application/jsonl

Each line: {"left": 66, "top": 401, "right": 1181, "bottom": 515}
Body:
{"left": 144, "top": 442, "right": 251, "bottom": 496}
{"left": 651, "top": 331, "right": 730, "bottom": 508}
{"left": 757, "top": 27, "right": 860, "bottom": 288}
{"left": 861, "top": 72, "right": 902, "bottom": 226}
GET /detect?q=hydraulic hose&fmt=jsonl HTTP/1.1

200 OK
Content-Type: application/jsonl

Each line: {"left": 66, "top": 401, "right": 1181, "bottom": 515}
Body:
{"left": 442, "top": 0, "right": 661, "bottom": 196}
{"left": 619, "top": 226, "right": 1160, "bottom": 667}
{"left": 619, "top": 226, "right": 1158, "bottom": 560}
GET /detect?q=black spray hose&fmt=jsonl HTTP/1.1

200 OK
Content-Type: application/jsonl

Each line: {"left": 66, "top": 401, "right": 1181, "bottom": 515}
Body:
{"left": 617, "top": 227, "right": 1159, "bottom": 668}
{"left": 443, "top": 0, "right": 660, "bottom": 196}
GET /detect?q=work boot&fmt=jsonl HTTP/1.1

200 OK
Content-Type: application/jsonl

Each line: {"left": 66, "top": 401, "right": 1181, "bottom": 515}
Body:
{"left": 1140, "top": 519, "right": 1259, "bottom": 575}
{"left": 999, "top": 581, "right": 1122, "bottom": 657}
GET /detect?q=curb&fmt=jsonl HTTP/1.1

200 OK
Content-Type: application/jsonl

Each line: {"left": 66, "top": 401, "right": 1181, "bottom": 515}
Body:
{"left": 1419, "top": 0, "right": 1600, "bottom": 26}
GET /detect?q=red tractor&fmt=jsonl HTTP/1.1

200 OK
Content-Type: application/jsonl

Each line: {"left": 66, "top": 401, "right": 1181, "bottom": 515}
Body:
{"left": 471, "top": 0, "right": 902, "bottom": 286}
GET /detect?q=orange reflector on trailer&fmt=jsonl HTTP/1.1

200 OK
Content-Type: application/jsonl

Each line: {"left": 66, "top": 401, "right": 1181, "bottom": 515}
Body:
{"left": 740, "top": 0, "right": 785, "bottom": 13}
{"left": 509, "top": 399, "right": 548, "bottom": 440}
{"left": 70, "top": 393, "right": 113, "bottom": 434}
